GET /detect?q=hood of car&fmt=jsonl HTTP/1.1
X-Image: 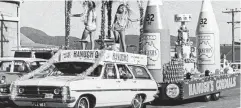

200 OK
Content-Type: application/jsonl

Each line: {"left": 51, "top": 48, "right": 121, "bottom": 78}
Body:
{"left": 16, "top": 76, "right": 79, "bottom": 87}
{"left": 0, "top": 72, "right": 23, "bottom": 84}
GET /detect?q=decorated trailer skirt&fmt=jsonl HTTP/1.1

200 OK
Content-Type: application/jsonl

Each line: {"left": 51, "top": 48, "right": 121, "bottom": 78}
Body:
{"left": 158, "top": 73, "right": 240, "bottom": 100}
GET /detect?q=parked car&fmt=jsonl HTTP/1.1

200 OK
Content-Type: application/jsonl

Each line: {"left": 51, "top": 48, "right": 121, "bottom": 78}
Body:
{"left": 11, "top": 50, "right": 158, "bottom": 108}
{"left": 0, "top": 57, "right": 47, "bottom": 105}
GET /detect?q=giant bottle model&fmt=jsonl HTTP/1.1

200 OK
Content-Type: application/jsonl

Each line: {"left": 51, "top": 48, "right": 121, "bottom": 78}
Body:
{"left": 196, "top": 0, "right": 220, "bottom": 73}
{"left": 140, "top": 0, "right": 170, "bottom": 82}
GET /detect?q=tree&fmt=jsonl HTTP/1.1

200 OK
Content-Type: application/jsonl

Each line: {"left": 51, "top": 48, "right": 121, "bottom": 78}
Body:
{"left": 137, "top": 0, "right": 144, "bottom": 53}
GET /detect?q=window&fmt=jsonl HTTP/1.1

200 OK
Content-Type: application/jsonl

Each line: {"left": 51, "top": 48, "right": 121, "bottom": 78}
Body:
{"left": 49, "top": 62, "right": 102, "bottom": 77}
{"left": 14, "top": 52, "right": 31, "bottom": 58}
{"left": 14, "top": 61, "right": 29, "bottom": 73}
{"left": 128, "top": 65, "right": 151, "bottom": 79}
{"left": 0, "top": 61, "right": 12, "bottom": 72}
{"left": 31, "top": 64, "right": 55, "bottom": 78}
{"left": 117, "top": 64, "right": 133, "bottom": 79}
{"left": 29, "top": 61, "right": 46, "bottom": 71}
{"left": 103, "top": 64, "right": 117, "bottom": 79}
{"left": 35, "top": 52, "right": 53, "bottom": 59}
{"left": 87, "top": 66, "right": 103, "bottom": 77}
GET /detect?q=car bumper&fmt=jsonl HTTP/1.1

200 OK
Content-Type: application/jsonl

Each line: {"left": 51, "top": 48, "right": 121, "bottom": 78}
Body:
{"left": 0, "top": 94, "right": 10, "bottom": 100}
{"left": 13, "top": 101, "right": 71, "bottom": 108}
{"left": 12, "top": 97, "right": 76, "bottom": 107}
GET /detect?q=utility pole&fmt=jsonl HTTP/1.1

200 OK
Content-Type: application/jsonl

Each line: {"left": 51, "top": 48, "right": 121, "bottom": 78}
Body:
{"left": 1, "top": 19, "right": 3, "bottom": 57}
{"left": 222, "top": 8, "right": 241, "bottom": 62}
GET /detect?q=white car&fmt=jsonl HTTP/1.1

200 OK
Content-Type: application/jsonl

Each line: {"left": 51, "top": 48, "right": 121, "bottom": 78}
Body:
{"left": 11, "top": 50, "right": 158, "bottom": 108}
{"left": 0, "top": 57, "right": 46, "bottom": 105}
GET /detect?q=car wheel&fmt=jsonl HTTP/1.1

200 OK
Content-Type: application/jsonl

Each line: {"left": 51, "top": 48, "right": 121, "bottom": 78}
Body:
{"left": 75, "top": 97, "right": 90, "bottom": 108}
{"left": 131, "top": 95, "right": 144, "bottom": 108}
{"left": 211, "top": 92, "right": 220, "bottom": 101}
{"left": 202, "top": 95, "right": 211, "bottom": 102}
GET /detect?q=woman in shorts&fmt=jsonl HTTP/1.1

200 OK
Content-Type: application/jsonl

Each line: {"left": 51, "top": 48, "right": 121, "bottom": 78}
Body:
{"left": 79, "top": 1, "right": 97, "bottom": 50}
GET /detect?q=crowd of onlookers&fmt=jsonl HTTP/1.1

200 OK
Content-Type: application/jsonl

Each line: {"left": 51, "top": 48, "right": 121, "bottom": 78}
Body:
{"left": 221, "top": 63, "right": 240, "bottom": 73}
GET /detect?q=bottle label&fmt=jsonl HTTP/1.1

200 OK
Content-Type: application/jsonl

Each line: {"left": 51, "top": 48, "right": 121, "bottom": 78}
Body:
{"left": 197, "top": 34, "right": 215, "bottom": 64}
{"left": 141, "top": 33, "right": 161, "bottom": 69}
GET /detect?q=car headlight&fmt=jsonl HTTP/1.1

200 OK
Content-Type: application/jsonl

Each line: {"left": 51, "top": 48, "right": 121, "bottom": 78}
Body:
{"left": 0, "top": 87, "right": 9, "bottom": 93}
{"left": 54, "top": 88, "right": 61, "bottom": 95}
{"left": 0, "top": 88, "right": 4, "bottom": 92}
{"left": 0, "top": 76, "right": 6, "bottom": 84}
{"left": 18, "top": 88, "right": 24, "bottom": 94}
{"left": 166, "top": 84, "right": 180, "bottom": 98}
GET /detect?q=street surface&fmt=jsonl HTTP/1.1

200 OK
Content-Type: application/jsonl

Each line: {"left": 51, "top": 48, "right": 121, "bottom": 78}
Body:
{"left": 147, "top": 87, "right": 240, "bottom": 108}
{"left": 2, "top": 88, "right": 240, "bottom": 108}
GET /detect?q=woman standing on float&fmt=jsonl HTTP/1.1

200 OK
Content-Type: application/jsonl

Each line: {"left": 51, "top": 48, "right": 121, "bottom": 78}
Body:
{"left": 78, "top": 1, "right": 97, "bottom": 50}
{"left": 112, "top": 4, "right": 140, "bottom": 52}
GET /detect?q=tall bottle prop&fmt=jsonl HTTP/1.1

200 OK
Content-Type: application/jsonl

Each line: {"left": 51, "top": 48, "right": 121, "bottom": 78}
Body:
{"left": 140, "top": 0, "right": 170, "bottom": 82}
{"left": 196, "top": 0, "right": 220, "bottom": 73}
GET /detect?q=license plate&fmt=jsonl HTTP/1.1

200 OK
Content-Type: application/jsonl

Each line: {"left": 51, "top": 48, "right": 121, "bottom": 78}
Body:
{"left": 44, "top": 93, "right": 53, "bottom": 98}
{"left": 32, "top": 101, "right": 46, "bottom": 107}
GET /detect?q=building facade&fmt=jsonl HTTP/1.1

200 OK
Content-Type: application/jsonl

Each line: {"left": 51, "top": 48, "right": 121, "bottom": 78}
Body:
{"left": 0, "top": 0, "right": 21, "bottom": 57}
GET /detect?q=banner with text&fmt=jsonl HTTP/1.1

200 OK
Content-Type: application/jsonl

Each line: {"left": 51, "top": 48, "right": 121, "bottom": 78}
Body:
{"left": 59, "top": 50, "right": 147, "bottom": 65}
{"left": 182, "top": 73, "right": 240, "bottom": 99}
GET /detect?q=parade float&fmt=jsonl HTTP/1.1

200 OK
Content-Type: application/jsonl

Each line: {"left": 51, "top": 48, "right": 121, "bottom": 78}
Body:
{"left": 140, "top": 0, "right": 240, "bottom": 102}
{"left": 155, "top": 14, "right": 240, "bottom": 101}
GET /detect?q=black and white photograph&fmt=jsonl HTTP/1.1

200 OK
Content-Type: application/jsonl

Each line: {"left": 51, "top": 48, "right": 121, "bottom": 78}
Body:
{"left": 0, "top": 0, "right": 240, "bottom": 108}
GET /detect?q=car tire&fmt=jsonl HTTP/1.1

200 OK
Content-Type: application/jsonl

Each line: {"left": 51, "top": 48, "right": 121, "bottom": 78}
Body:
{"left": 131, "top": 95, "right": 144, "bottom": 108}
{"left": 202, "top": 95, "right": 211, "bottom": 102}
{"left": 75, "top": 96, "right": 90, "bottom": 108}
{"left": 211, "top": 92, "right": 220, "bottom": 101}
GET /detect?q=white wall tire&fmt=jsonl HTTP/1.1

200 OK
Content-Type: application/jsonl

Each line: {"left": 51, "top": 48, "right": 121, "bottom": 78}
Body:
{"left": 75, "top": 97, "right": 90, "bottom": 108}
{"left": 211, "top": 92, "right": 220, "bottom": 101}
{"left": 131, "top": 95, "right": 144, "bottom": 108}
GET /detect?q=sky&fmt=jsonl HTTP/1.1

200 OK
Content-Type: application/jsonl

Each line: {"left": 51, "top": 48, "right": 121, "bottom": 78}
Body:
{"left": 20, "top": 0, "right": 240, "bottom": 44}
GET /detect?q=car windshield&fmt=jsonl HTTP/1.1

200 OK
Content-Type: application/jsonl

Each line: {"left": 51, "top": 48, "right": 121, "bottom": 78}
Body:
{"left": 44, "top": 62, "right": 102, "bottom": 77}
{"left": 29, "top": 61, "right": 46, "bottom": 71}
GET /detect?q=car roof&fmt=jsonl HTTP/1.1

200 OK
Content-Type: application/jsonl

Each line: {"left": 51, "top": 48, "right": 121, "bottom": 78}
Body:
{"left": 0, "top": 57, "right": 47, "bottom": 62}
{"left": 55, "top": 61, "right": 104, "bottom": 65}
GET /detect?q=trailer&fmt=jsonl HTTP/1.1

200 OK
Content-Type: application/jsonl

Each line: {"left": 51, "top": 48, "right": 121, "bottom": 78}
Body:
{"left": 140, "top": 0, "right": 240, "bottom": 103}
{"left": 158, "top": 67, "right": 240, "bottom": 101}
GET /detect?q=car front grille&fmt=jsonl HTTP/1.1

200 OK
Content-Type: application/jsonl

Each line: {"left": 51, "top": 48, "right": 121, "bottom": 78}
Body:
{"left": 17, "top": 86, "right": 62, "bottom": 98}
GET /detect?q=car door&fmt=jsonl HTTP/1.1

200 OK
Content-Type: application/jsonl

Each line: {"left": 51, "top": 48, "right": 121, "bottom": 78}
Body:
{"left": 116, "top": 64, "right": 137, "bottom": 105}
{"left": 95, "top": 63, "right": 122, "bottom": 107}
{"left": 127, "top": 65, "right": 158, "bottom": 99}
{"left": 0, "top": 61, "right": 14, "bottom": 84}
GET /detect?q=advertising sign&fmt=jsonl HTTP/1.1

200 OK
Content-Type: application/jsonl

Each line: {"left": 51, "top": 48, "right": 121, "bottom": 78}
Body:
{"left": 59, "top": 50, "right": 147, "bottom": 65}
{"left": 142, "top": 33, "right": 161, "bottom": 69}
{"left": 182, "top": 74, "right": 240, "bottom": 99}
{"left": 197, "top": 34, "right": 215, "bottom": 64}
